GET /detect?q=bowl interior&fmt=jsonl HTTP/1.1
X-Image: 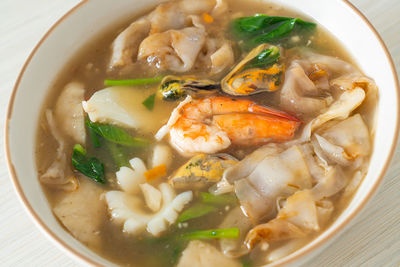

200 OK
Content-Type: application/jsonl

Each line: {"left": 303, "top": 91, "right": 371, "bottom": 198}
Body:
{"left": 6, "top": 0, "right": 399, "bottom": 266}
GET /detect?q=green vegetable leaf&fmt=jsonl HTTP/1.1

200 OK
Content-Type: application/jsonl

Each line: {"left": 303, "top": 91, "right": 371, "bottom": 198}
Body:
{"left": 105, "top": 141, "right": 130, "bottom": 168}
{"left": 232, "top": 14, "right": 316, "bottom": 48}
{"left": 182, "top": 228, "right": 240, "bottom": 240}
{"left": 87, "top": 120, "right": 102, "bottom": 148}
{"left": 200, "top": 192, "right": 238, "bottom": 206}
{"left": 71, "top": 144, "right": 105, "bottom": 184}
{"left": 244, "top": 46, "right": 280, "bottom": 69}
{"left": 177, "top": 203, "right": 218, "bottom": 223}
{"left": 86, "top": 120, "right": 150, "bottom": 147}
{"left": 142, "top": 93, "right": 156, "bottom": 111}
{"left": 104, "top": 76, "right": 164, "bottom": 87}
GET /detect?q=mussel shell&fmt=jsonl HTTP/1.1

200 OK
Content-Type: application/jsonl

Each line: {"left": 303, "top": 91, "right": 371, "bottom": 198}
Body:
{"left": 159, "top": 75, "right": 220, "bottom": 101}
{"left": 221, "top": 44, "right": 284, "bottom": 96}
{"left": 168, "top": 153, "right": 238, "bottom": 190}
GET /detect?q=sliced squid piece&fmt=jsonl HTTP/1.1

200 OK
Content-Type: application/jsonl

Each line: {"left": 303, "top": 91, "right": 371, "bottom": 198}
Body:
{"left": 177, "top": 240, "right": 241, "bottom": 267}
{"left": 224, "top": 145, "right": 312, "bottom": 223}
{"left": 150, "top": 144, "right": 172, "bottom": 169}
{"left": 54, "top": 82, "right": 86, "bottom": 144}
{"left": 53, "top": 178, "right": 105, "bottom": 248}
{"left": 105, "top": 183, "right": 193, "bottom": 236}
{"left": 116, "top": 158, "right": 147, "bottom": 194}
{"left": 169, "top": 153, "right": 238, "bottom": 190}
{"left": 245, "top": 190, "right": 318, "bottom": 249}
{"left": 82, "top": 87, "right": 174, "bottom": 132}
{"left": 138, "top": 27, "right": 206, "bottom": 73}
{"left": 219, "top": 207, "right": 252, "bottom": 258}
{"left": 109, "top": 18, "right": 151, "bottom": 68}
{"left": 139, "top": 183, "right": 162, "bottom": 212}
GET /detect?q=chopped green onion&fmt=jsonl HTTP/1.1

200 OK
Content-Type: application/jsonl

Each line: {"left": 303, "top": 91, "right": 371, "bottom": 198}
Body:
{"left": 200, "top": 192, "right": 237, "bottom": 206}
{"left": 104, "top": 76, "right": 164, "bottom": 87}
{"left": 177, "top": 203, "right": 218, "bottom": 223}
{"left": 86, "top": 120, "right": 150, "bottom": 147}
{"left": 71, "top": 144, "right": 105, "bottom": 184}
{"left": 182, "top": 228, "right": 240, "bottom": 240}
{"left": 142, "top": 93, "right": 156, "bottom": 111}
{"left": 105, "top": 141, "right": 129, "bottom": 168}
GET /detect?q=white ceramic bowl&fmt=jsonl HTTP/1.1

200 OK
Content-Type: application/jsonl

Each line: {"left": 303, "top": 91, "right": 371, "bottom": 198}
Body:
{"left": 5, "top": 0, "right": 399, "bottom": 266}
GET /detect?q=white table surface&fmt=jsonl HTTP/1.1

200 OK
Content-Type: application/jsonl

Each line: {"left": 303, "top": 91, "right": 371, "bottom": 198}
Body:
{"left": 1, "top": 0, "right": 399, "bottom": 266}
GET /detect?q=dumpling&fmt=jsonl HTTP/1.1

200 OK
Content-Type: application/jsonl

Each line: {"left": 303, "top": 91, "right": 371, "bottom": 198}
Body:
{"left": 109, "top": 18, "right": 151, "bottom": 68}
{"left": 54, "top": 82, "right": 86, "bottom": 144}
{"left": 138, "top": 27, "right": 206, "bottom": 72}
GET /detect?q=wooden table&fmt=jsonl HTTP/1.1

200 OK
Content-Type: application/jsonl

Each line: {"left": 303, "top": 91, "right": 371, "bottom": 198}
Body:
{"left": 1, "top": 0, "right": 399, "bottom": 266}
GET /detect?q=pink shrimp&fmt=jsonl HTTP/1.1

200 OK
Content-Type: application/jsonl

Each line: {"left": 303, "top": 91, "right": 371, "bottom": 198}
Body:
{"left": 156, "top": 96, "right": 301, "bottom": 156}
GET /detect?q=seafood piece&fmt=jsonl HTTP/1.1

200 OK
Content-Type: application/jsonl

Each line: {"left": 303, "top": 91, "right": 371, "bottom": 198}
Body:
{"left": 105, "top": 183, "right": 193, "bottom": 236}
{"left": 156, "top": 96, "right": 301, "bottom": 156}
{"left": 169, "top": 153, "right": 238, "bottom": 189}
{"left": 159, "top": 75, "right": 219, "bottom": 101}
{"left": 221, "top": 44, "right": 284, "bottom": 96}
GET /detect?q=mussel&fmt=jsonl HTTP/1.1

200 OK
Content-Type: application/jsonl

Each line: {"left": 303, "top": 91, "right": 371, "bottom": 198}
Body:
{"left": 158, "top": 44, "right": 284, "bottom": 100}
{"left": 168, "top": 154, "right": 238, "bottom": 190}
{"left": 159, "top": 76, "right": 219, "bottom": 101}
{"left": 221, "top": 44, "right": 284, "bottom": 96}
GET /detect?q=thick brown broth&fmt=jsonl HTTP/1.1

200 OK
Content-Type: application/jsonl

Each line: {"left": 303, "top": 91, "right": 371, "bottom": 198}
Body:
{"left": 36, "top": 0, "right": 373, "bottom": 266}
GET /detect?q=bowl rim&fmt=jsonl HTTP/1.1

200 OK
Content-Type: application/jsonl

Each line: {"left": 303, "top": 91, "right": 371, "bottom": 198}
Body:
{"left": 4, "top": 0, "right": 400, "bottom": 266}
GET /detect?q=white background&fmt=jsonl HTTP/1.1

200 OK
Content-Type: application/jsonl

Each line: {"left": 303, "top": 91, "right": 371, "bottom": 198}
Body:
{"left": 0, "top": 0, "right": 399, "bottom": 266}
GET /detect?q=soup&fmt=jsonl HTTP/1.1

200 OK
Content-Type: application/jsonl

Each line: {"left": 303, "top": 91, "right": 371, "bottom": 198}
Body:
{"left": 35, "top": 0, "right": 378, "bottom": 266}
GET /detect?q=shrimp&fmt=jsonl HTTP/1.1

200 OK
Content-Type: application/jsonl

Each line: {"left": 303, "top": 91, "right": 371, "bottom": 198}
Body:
{"left": 156, "top": 95, "right": 301, "bottom": 156}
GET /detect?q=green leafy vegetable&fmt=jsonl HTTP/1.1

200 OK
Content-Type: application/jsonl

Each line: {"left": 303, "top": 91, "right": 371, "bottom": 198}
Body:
{"left": 71, "top": 144, "right": 105, "bottom": 184}
{"left": 105, "top": 142, "right": 129, "bottom": 168}
{"left": 86, "top": 120, "right": 149, "bottom": 147}
{"left": 232, "top": 14, "right": 316, "bottom": 48}
{"left": 244, "top": 46, "right": 280, "bottom": 69}
{"left": 87, "top": 120, "right": 102, "bottom": 148}
{"left": 200, "top": 192, "right": 238, "bottom": 206}
{"left": 177, "top": 203, "right": 218, "bottom": 223}
{"left": 104, "top": 76, "right": 164, "bottom": 87}
{"left": 182, "top": 228, "right": 240, "bottom": 240}
{"left": 142, "top": 93, "right": 156, "bottom": 111}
